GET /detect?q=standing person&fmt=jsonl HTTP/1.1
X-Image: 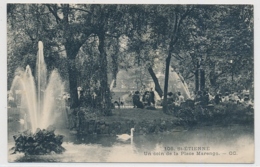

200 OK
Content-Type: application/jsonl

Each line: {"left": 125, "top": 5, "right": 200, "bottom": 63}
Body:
{"left": 149, "top": 88, "right": 155, "bottom": 107}
{"left": 140, "top": 84, "right": 146, "bottom": 95}
{"left": 85, "top": 89, "right": 92, "bottom": 106}
{"left": 63, "top": 93, "right": 71, "bottom": 107}
{"left": 79, "top": 91, "right": 85, "bottom": 106}
{"left": 92, "top": 92, "right": 97, "bottom": 108}
{"left": 62, "top": 93, "right": 70, "bottom": 128}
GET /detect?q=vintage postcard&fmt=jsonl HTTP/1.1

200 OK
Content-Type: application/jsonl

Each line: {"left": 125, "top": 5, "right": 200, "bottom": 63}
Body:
{"left": 6, "top": 3, "right": 255, "bottom": 164}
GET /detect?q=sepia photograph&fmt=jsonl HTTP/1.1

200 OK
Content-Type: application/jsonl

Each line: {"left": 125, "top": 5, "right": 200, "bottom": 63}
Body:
{"left": 6, "top": 3, "right": 255, "bottom": 163}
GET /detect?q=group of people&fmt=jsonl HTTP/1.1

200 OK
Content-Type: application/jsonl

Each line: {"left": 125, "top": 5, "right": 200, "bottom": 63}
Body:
{"left": 166, "top": 91, "right": 185, "bottom": 106}
{"left": 189, "top": 89, "right": 254, "bottom": 108}
{"left": 131, "top": 88, "right": 187, "bottom": 109}
{"left": 132, "top": 88, "right": 155, "bottom": 109}
{"left": 213, "top": 91, "right": 253, "bottom": 107}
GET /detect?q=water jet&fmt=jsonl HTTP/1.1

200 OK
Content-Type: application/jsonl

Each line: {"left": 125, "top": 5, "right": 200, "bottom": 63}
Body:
{"left": 9, "top": 41, "right": 66, "bottom": 132}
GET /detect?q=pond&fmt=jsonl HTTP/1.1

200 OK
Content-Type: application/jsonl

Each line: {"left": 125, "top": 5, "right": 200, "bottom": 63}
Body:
{"left": 8, "top": 124, "right": 254, "bottom": 163}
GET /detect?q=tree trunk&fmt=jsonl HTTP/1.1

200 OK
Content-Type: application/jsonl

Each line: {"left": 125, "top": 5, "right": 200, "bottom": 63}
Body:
{"left": 67, "top": 59, "right": 79, "bottom": 108}
{"left": 111, "top": 52, "right": 118, "bottom": 80}
{"left": 64, "top": 40, "right": 83, "bottom": 109}
{"left": 148, "top": 66, "right": 163, "bottom": 97}
{"left": 111, "top": 39, "right": 120, "bottom": 87}
{"left": 163, "top": 54, "right": 171, "bottom": 113}
{"left": 98, "top": 33, "right": 112, "bottom": 115}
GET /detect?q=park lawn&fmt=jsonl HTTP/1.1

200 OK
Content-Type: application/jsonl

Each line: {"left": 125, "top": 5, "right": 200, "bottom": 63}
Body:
{"left": 96, "top": 108, "right": 178, "bottom": 123}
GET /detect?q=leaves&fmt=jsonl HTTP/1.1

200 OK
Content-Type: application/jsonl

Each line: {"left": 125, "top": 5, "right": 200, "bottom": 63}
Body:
{"left": 12, "top": 127, "right": 65, "bottom": 155}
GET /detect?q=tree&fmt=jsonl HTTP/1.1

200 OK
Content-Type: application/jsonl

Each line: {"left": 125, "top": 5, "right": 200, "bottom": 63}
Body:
{"left": 8, "top": 4, "right": 116, "bottom": 111}
{"left": 148, "top": 5, "right": 193, "bottom": 113}
{"left": 124, "top": 23, "right": 164, "bottom": 97}
{"left": 174, "top": 5, "right": 253, "bottom": 93}
{"left": 44, "top": 4, "right": 96, "bottom": 108}
{"left": 8, "top": 4, "right": 253, "bottom": 114}
{"left": 116, "top": 5, "right": 193, "bottom": 109}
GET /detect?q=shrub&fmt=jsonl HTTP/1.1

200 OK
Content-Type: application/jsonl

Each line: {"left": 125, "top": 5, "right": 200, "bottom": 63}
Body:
{"left": 172, "top": 102, "right": 253, "bottom": 126}
{"left": 11, "top": 126, "right": 65, "bottom": 155}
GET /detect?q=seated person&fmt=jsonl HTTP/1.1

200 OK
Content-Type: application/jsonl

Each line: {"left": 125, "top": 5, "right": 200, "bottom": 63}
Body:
{"left": 175, "top": 92, "right": 185, "bottom": 106}
{"left": 142, "top": 91, "right": 150, "bottom": 106}
{"left": 214, "top": 92, "right": 222, "bottom": 105}
{"left": 222, "top": 92, "right": 230, "bottom": 102}
{"left": 133, "top": 91, "right": 144, "bottom": 109}
{"left": 167, "top": 92, "right": 174, "bottom": 104}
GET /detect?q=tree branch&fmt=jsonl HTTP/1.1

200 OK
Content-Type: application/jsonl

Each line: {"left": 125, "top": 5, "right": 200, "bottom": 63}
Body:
{"left": 61, "top": 4, "right": 69, "bottom": 23}
{"left": 69, "top": 7, "right": 92, "bottom": 14}
{"left": 171, "top": 5, "right": 193, "bottom": 47}
{"left": 179, "top": 5, "right": 193, "bottom": 24}
{"left": 186, "top": 74, "right": 194, "bottom": 80}
{"left": 172, "top": 53, "right": 184, "bottom": 60}
{"left": 46, "top": 4, "right": 61, "bottom": 23}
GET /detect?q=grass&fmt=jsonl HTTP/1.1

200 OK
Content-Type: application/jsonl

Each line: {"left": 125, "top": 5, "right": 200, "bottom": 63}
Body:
{"left": 95, "top": 108, "right": 177, "bottom": 123}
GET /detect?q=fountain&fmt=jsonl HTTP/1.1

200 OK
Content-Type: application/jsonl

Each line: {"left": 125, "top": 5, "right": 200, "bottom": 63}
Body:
{"left": 9, "top": 41, "right": 66, "bottom": 132}
{"left": 110, "top": 67, "right": 191, "bottom": 106}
